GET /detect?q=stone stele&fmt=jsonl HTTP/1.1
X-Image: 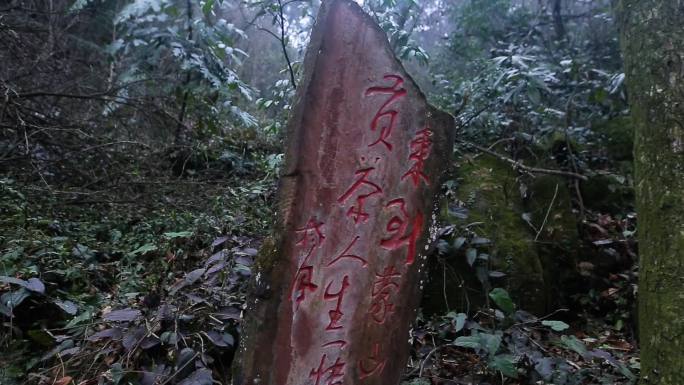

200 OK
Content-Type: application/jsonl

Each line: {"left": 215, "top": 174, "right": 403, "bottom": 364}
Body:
{"left": 234, "top": 1, "right": 454, "bottom": 384}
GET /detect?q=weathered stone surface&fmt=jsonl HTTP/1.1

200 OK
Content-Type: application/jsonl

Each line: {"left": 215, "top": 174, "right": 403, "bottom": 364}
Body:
{"left": 421, "top": 152, "right": 579, "bottom": 316}
{"left": 234, "top": 1, "right": 454, "bottom": 385}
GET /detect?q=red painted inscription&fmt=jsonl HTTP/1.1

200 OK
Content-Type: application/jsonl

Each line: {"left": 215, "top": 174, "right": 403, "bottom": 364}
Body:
{"left": 310, "top": 355, "right": 346, "bottom": 385}
{"left": 292, "top": 253, "right": 318, "bottom": 309}
{"left": 327, "top": 236, "right": 368, "bottom": 267}
{"left": 291, "top": 217, "right": 325, "bottom": 309}
{"left": 296, "top": 217, "right": 326, "bottom": 250}
{"left": 380, "top": 199, "right": 424, "bottom": 265}
{"left": 337, "top": 167, "right": 383, "bottom": 224}
{"left": 358, "top": 342, "right": 386, "bottom": 380}
{"left": 368, "top": 265, "right": 401, "bottom": 324}
{"left": 324, "top": 275, "right": 351, "bottom": 330}
{"left": 364, "top": 75, "right": 407, "bottom": 150}
{"left": 402, "top": 127, "right": 433, "bottom": 187}
{"left": 322, "top": 340, "right": 348, "bottom": 349}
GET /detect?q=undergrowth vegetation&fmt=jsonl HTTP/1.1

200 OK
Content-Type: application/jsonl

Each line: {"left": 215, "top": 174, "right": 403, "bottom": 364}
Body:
{"left": 0, "top": 133, "right": 278, "bottom": 384}
{"left": 1, "top": 0, "right": 640, "bottom": 384}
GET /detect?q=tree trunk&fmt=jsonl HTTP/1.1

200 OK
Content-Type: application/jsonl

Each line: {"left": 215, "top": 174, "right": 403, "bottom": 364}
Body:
{"left": 550, "top": 0, "right": 564, "bottom": 40}
{"left": 618, "top": 1, "right": 684, "bottom": 384}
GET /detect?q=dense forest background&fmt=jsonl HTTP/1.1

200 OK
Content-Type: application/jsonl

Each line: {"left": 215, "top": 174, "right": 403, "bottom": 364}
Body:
{"left": 1, "top": 0, "right": 641, "bottom": 384}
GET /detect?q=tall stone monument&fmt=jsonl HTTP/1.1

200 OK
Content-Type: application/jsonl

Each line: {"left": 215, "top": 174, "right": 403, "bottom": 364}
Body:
{"left": 234, "top": 1, "right": 454, "bottom": 384}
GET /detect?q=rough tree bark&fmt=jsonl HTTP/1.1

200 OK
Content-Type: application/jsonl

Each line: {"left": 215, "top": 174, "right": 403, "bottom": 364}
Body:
{"left": 618, "top": 1, "right": 684, "bottom": 384}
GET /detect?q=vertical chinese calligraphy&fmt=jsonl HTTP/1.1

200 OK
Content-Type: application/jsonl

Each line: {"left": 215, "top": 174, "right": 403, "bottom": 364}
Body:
{"left": 402, "top": 127, "right": 433, "bottom": 187}
{"left": 237, "top": 3, "right": 454, "bottom": 385}
{"left": 364, "top": 75, "right": 407, "bottom": 151}
{"left": 292, "top": 218, "right": 326, "bottom": 309}
{"left": 286, "top": 73, "right": 430, "bottom": 385}
{"left": 380, "top": 199, "right": 424, "bottom": 265}
{"left": 337, "top": 167, "right": 383, "bottom": 224}
{"left": 369, "top": 265, "right": 401, "bottom": 324}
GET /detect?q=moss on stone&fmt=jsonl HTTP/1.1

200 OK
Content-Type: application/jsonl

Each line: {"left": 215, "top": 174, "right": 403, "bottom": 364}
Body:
{"left": 423, "top": 151, "right": 581, "bottom": 316}
{"left": 452, "top": 156, "right": 547, "bottom": 314}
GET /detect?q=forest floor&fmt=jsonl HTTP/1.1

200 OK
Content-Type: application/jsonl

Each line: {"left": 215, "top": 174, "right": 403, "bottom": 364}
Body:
{"left": 0, "top": 137, "right": 639, "bottom": 385}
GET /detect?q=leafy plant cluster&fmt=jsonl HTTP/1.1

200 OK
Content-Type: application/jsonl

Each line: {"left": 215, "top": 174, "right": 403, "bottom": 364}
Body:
{"left": 0, "top": 170, "right": 275, "bottom": 384}
{"left": 433, "top": 0, "right": 625, "bottom": 142}
{"left": 0, "top": 132, "right": 277, "bottom": 384}
{"left": 428, "top": 0, "right": 637, "bottom": 313}
{"left": 366, "top": 0, "right": 430, "bottom": 64}
{"left": 108, "top": 0, "right": 257, "bottom": 130}
{"left": 405, "top": 288, "right": 638, "bottom": 385}
{"left": 407, "top": 1, "right": 641, "bottom": 382}
{"left": 1, "top": 0, "right": 644, "bottom": 384}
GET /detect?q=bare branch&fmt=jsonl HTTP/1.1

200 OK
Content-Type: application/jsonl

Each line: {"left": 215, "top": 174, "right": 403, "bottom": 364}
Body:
{"left": 457, "top": 139, "right": 588, "bottom": 181}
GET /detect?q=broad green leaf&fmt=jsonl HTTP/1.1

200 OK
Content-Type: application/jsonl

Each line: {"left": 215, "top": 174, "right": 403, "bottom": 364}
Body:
{"left": 65, "top": 308, "right": 94, "bottom": 328}
{"left": 454, "top": 313, "right": 467, "bottom": 332}
{"left": 1, "top": 288, "right": 31, "bottom": 310}
{"left": 27, "top": 329, "right": 55, "bottom": 346}
{"left": 445, "top": 312, "right": 467, "bottom": 332}
{"left": 561, "top": 335, "right": 588, "bottom": 357}
{"left": 110, "top": 362, "right": 124, "bottom": 385}
{"left": 489, "top": 288, "right": 515, "bottom": 314}
{"left": 480, "top": 333, "right": 502, "bottom": 357}
{"left": 527, "top": 84, "right": 541, "bottom": 105}
{"left": 130, "top": 243, "right": 157, "bottom": 256}
{"left": 453, "top": 237, "right": 466, "bottom": 250}
{"left": 489, "top": 355, "right": 518, "bottom": 378}
{"left": 453, "top": 335, "right": 481, "bottom": 349}
{"left": 163, "top": 231, "right": 193, "bottom": 239}
{"left": 466, "top": 248, "right": 477, "bottom": 266}
{"left": 542, "top": 320, "right": 570, "bottom": 332}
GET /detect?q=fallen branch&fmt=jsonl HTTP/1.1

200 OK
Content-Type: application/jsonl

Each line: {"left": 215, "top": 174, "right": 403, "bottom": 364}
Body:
{"left": 457, "top": 139, "right": 588, "bottom": 181}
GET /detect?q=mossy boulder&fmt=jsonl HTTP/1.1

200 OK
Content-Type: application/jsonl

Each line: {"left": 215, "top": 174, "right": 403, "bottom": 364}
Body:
{"left": 423, "top": 155, "right": 579, "bottom": 316}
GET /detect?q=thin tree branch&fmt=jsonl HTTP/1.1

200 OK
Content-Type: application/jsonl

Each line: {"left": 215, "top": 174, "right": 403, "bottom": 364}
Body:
{"left": 535, "top": 183, "right": 559, "bottom": 241}
{"left": 457, "top": 100, "right": 496, "bottom": 131}
{"left": 277, "top": 0, "right": 297, "bottom": 89}
{"left": 457, "top": 138, "right": 588, "bottom": 181}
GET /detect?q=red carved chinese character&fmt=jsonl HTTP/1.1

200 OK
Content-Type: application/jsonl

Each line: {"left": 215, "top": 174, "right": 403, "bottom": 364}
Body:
{"left": 337, "top": 167, "right": 383, "bottom": 224}
{"left": 369, "top": 265, "right": 401, "bottom": 324}
{"left": 358, "top": 342, "right": 386, "bottom": 380}
{"left": 295, "top": 217, "right": 326, "bottom": 249}
{"left": 310, "top": 354, "right": 345, "bottom": 385}
{"left": 322, "top": 340, "right": 348, "bottom": 349}
{"left": 402, "top": 127, "right": 433, "bottom": 187}
{"left": 365, "top": 74, "right": 407, "bottom": 150}
{"left": 327, "top": 236, "right": 368, "bottom": 267}
{"left": 380, "top": 199, "right": 424, "bottom": 265}
{"left": 291, "top": 253, "right": 318, "bottom": 310}
{"left": 290, "top": 217, "right": 325, "bottom": 309}
{"left": 324, "top": 275, "right": 350, "bottom": 330}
